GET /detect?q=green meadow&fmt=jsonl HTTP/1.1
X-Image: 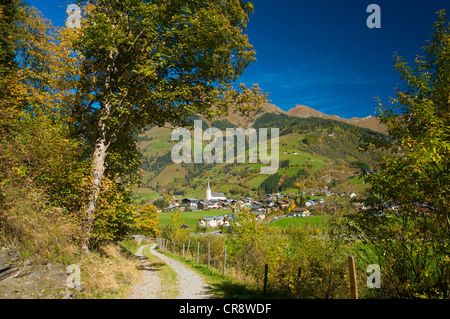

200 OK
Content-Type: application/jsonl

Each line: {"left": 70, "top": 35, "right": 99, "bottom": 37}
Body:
{"left": 158, "top": 209, "right": 232, "bottom": 229}
{"left": 269, "top": 215, "right": 325, "bottom": 228}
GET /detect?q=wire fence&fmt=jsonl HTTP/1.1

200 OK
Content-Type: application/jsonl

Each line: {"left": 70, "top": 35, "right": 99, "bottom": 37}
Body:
{"left": 154, "top": 236, "right": 413, "bottom": 299}
{"left": 157, "top": 237, "right": 226, "bottom": 272}
{"left": 157, "top": 236, "right": 357, "bottom": 298}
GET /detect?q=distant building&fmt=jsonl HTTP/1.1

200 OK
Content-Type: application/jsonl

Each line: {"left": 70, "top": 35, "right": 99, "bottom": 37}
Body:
{"left": 276, "top": 200, "right": 290, "bottom": 208}
{"left": 305, "top": 200, "right": 315, "bottom": 207}
{"left": 198, "top": 201, "right": 209, "bottom": 210}
{"left": 199, "top": 215, "right": 231, "bottom": 228}
{"left": 182, "top": 198, "right": 199, "bottom": 210}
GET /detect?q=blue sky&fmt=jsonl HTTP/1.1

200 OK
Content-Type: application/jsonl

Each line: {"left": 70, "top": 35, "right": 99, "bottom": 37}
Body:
{"left": 27, "top": 0, "right": 449, "bottom": 118}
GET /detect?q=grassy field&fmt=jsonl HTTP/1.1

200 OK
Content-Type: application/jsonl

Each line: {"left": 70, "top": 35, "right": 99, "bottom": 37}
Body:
{"left": 269, "top": 215, "right": 325, "bottom": 228}
{"left": 158, "top": 209, "right": 233, "bottom": 229}
{"left": 157, "top": 209, "right": 327, "bottom": 231}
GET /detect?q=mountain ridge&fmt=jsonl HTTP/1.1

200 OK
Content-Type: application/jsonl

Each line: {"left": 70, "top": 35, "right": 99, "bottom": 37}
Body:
{"left": 217, "top": 103, "right": 386, "bottom": 134}
{"left": 135, "top": 101, "right": 384, "bottom": 201}
{"left": 286, "top": 105, "right": 387, "bottom": 134}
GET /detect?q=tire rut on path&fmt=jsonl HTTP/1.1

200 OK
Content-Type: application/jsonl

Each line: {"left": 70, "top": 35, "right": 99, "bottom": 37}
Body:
{"left": 127, "top": 244, "right": 212, "bottom": 299}
{"left": 127, "top": 244, "right": 162, "bottom": 299}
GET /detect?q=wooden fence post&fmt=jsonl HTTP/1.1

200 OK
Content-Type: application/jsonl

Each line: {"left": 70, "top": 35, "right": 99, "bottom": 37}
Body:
{"left": 197, "top": 242, "right": 200, "bottom": 264}
{"left": 223, "top": 246, "right": 227, "bottom": 276}
{"left": 207, "top": 242, "right": 211, "bottom": 269}
{"left": 263, "top": 264, "right": 269, "bottom": 298}
{"left": 186, "top": 240, "right": 191, "bottom": 261}
{"left": 296, "top": 267, "right": 302, "bottom": 299}
{"left": 348, "top": 256, "right": 358, "bottom": 299}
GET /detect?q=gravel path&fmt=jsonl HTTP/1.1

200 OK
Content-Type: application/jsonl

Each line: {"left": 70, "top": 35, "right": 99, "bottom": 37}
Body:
{"left": 127, "top": 244, "right": 162, "bottom": 299}
{"left": 127, "top": 244, "right": 212, "bottom": 299}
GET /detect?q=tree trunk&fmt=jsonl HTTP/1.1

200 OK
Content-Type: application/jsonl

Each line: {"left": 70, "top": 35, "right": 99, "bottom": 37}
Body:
{"left": 81, "top": 96, "right": 112, "bottom": 254}
{"left": 81, "top": 122, "right": 110, "bottom": 254}
{"left": 81, "top": 53, "right": 115, "bottom": 254}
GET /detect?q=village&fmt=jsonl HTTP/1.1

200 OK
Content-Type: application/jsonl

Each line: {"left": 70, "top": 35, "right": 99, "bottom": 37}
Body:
{"left": 159, "top": 181, "right": 360, "bottom": 229}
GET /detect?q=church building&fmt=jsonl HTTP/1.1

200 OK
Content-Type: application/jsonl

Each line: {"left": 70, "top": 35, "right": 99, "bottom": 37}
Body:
{"left": 206, "top": 180, "right": 226, "bottom": 201}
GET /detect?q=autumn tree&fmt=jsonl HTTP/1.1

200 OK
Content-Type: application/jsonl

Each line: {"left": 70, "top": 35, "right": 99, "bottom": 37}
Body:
{"left": 73, "top": 0, "right": 266, "bottom": 253}
{"left": 1, "top": 2, "right": 89, "bottom": 209}
{"left": 0, "top": 0, "right": 22, "bottom": 210}
{"left": 225, "top": 206, "right": 266, "bottom": 275}
{"left": 133, "top": 204, "right": 160, "bottom": 237}
{"left": 0, "top": 2, "right": 93, "bottom": 261}
{"left": 354, "top": 10, "right": 450, "bottom": 299}
{"left": 0, "top": 0, "right": 19, "bottom": 90}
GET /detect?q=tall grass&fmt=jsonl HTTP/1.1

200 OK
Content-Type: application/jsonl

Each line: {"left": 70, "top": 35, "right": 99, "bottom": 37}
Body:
{"left": 0, "top": 184, "right": 141, "bottom": 299}
{"left": 78, "top": 243, "right": 140, "bottom": 299}
{"left": 0, "top": 185, "right": 80, "bottom": 264}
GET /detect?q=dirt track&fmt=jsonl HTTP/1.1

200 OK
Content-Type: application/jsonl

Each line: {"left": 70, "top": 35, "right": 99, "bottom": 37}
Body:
{"left": 127, "top": 244, "right": 212, "bottom": 299}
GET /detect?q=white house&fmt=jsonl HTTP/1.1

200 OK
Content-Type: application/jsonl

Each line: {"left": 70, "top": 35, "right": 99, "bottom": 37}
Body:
{"left": 199, "top": 217, "right": 216, "bottom": 228}
{"left": 305, "top": 200, "right": 315, "bottom": 207}
{"left": 254, "top": 211, "right": 266, "bottom": 221}
{"left": 199, "top": 215, "right": 230, "bottom": 228}
{"left": 301, "top": 210, "right": 311, "bottom": 217}
{"left": 208, "top": 201, "right": 222, "bottom": 210}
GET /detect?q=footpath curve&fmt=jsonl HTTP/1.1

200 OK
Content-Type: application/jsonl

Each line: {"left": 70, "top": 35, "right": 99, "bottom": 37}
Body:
{"left": 127, "top": 244, "right": 212, "bottom": 299}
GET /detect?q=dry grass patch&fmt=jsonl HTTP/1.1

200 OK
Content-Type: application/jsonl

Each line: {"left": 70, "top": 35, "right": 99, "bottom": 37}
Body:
{"left": 77, "top": 243, "right": 141, "bottom": 299}
{"left": 0, "top": 185, "right": 80, "bottom": 264}
{"left": 0, "top": 185, "right": 142, "bottom": 299}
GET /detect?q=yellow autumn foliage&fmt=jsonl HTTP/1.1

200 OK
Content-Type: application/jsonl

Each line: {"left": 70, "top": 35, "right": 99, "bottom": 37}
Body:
{"left": 133, "top": 203, "right": 160, "bottom": 237}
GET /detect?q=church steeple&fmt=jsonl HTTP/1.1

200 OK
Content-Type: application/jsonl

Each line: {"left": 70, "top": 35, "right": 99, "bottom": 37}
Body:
{"left": 206, "top": 179, "right": 212, "bottom": 201}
